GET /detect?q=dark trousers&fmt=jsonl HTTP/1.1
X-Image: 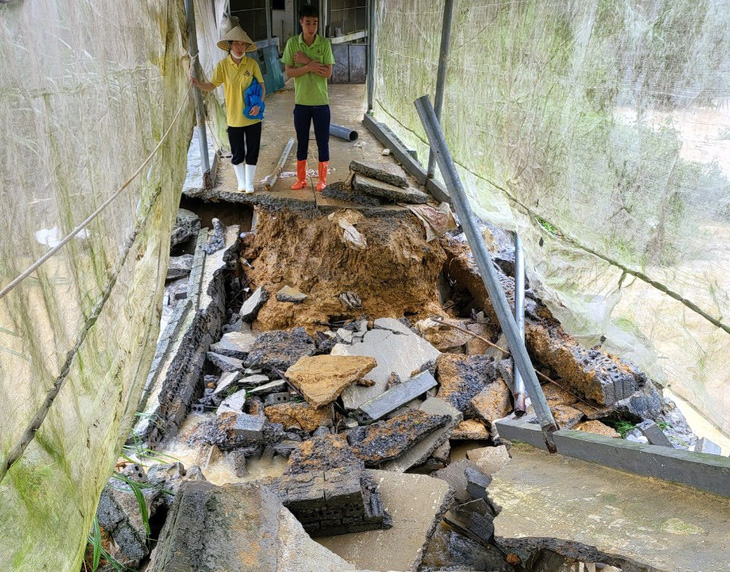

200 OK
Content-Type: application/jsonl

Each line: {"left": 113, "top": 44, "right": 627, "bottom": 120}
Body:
{"left": 293, "top": 104, "right": 330, "bottom": 162}
{"left": 227, "top": 122, "right": 262, "bottom": 165}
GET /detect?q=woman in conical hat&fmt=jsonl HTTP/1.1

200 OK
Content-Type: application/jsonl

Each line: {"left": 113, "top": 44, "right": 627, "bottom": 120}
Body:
{"left": 191, "top": 26, "right": 264, "bottom": 194}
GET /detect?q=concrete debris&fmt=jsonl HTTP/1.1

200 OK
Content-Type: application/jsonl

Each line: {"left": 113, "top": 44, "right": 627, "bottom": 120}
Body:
{"left": 352, "top": 173, "right": 429, "bottom": 204}
{"left": 166, "top": 254, "right": 194, "bottom": 281}
{"left": 451, "top": 419, "right": 491, "bottom": 440}
{"left": 190, "top": 412, "right": 269, "bottom": 451}
{"left": 526, "top": 323, "right": 641, "bottom": 406}
{"left": 466, "top": 445, "right": 511, "bottom": 476}
{"left": 469, "top": 376, "right": 513, "bottom": 427}
{"left": 212, "top": 371, "right": 242, "bottom": 398}
{"left": 209, "top": 327, "right": 257, "bottom": 359}
{"left": 573, "top": 420, "right": 620, "bottom": 438}
{"left": 695, "top": 437, "right": 723, "bottom": 455}
{"left": 170, "top": 208, "right": 201, "bottom": 248}
{"left": 239, "top": 285, "right": 269, "bottom": 322}
{"left": 244, "top": 327, "right": 316, "bottom": 371}
{"left": 551, "top": 403, "right": 586, "bottom": 430}
{"left": 415, "top": 317, "right": 474, "bottom": 352}
{"left": 637, "top": 419, "right": 674, "bottom": 447}
{"left": 436, "top": 353, "right": 498, "bottom": 413}
{"left": 247, "top": 378, "right": 287, "bottom": 396}
{"left": 348, "top": 409, "right": 451, "bottom": 466}
{"left": 432, "top": 459, "right": 483, "bottom": 503}
{"left": 267, "top": 434, "right": 391, "bottom": 537}
{"left": 276, "top": 285, "right": 309, "bottom": 303}
{"left": 334, "top": 317, "right": 441, "bottom": 410}
{"left": 349, "top": 159, "right": 409, "bottom": 188}
{"left": 148, "top": 481, "right": 357, "bottom": 572}
{"left": 317, "top": 470, "right": 453, "bottom": 572}
{"left": 445, "top": 498, "right": 498, "bottom": 543}
{"left": 264, "top": 401, "right": 334, "bottom": 432}
{"left": 202, "top": 217, "right": 227, "bottom": 254}
{"left": 382, "top": 397, "right": 463, "bottom": 472}
{"left": 356, "top": 370, "right": 438, "bottom": 422}
{"left": 216, "top": 388, "right": 247, "bottom": 415}
{"left": 285, "top": 355, "right": 378, "bottom": 408}
{"left": 206, "top": 351, "right": 244, "bottom": 372}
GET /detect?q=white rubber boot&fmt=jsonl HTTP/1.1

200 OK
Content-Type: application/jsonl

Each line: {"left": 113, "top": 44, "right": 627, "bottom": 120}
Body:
{"left": 233, "top": 163, "right": 246, "bottom": 191}
{"left": 244, "top": 164, "right": 256, "bottom": 194}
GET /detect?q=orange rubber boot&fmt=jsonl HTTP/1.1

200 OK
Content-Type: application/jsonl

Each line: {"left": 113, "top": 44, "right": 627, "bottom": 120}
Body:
{"left": 316, "top": 161, "right": 329, "bottom": 191}
{"left": 291, "top": 160, "right": 308, "bottom": 190}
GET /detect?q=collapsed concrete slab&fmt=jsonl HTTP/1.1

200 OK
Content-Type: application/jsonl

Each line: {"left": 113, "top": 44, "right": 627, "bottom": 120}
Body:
{"left": 285, "top": 355, "right": 377, "bottom": 407}
{"left": 348, "top": 409, "right": 450, "bottom": 466}
{"left": 436, "top": 354, "right": 496, "bottom": 413}
{"left": 317, "top": 470, "right": 453, "bottom": 572}
{"left": 148, "top": 481, "right": 357, "bottom": 572}
{"left": 349, "top": 159, "right": 409, "bottom": 188}
{"left": 352, "top": 174, "right": 429, "bottom": 204}
{"left": 334, "top": 318, "right": 441, "bottom": 410}
{"left": 490, "top": 443, "right": 730, "bottom": 572}
{"left": 382, "top": 397, "right": 463, "bottom": 472}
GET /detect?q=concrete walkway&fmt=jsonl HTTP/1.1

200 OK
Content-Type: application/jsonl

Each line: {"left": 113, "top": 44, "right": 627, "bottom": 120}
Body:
{"left": 490, "top": 443, "right": 730, "bottom": 572}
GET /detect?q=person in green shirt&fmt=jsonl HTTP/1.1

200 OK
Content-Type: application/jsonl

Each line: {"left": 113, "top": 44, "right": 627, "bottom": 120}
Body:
{"left": 281, "top": 5, "right": 335, "bottom": 191}
{"left": 191, "top": 26, "right": 265, "bottom": 194}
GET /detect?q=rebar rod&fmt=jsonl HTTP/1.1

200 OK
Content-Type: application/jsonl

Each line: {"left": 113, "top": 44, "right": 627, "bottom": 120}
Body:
{"left": 264, "top": 137, "right": 295, "bottom": 190}
{"left": 415, "top": 94, "right": 557, "bottom": 452}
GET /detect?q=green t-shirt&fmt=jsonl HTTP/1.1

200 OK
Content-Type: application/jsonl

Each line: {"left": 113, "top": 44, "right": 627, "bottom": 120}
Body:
{"left": 281, "top": 33, "right": 335, "bottom": 106}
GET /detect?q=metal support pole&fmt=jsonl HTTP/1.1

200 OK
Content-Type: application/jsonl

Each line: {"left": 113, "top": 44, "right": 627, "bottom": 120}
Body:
{"left": 366, "top": 0, "right": 375, "bottom": 112}
{"left": 185, "top": 0, "right": 212, "bottom": 188}
{"left": 513, "top": 233, "right": 527, "bottom": 414}
{"left": 414, "top": 95, "right": 558, "bottom": 452}
{"left": 265, "top": 0, "right": 272, "bottom": 40}
{"left": 427, "top": 0, "right": 454, "bottom": 180}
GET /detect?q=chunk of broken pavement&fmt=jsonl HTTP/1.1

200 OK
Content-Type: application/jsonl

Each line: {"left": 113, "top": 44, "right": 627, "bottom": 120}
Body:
{"left": 357, "top": 370, "right": 438, "bottom": 422}
{"left": 466, "top": 445, "right": 510, "bottom": 476}
{"left": 437, "top": 354, "right": 497, "bottom": 412}
{"left": 348, "top": 409, "right": 450, "bottom": 466}
{"left": 239, "top": 285, "right": 269, "bottom": 322}
{"left": 276, "top": 285, "right": 308, "bottom": 303}
{"left": 415, "top": 317, "right": 474, "bottom": 352}
{"left": 349, "top": 159, "right": 409, "bottom": 188}
{"left": 469, "top": 377, "right": 513, "bottom": 427}
{"left": 244, "top": 327, "right": 316, "bottom": 371}
{"left": 573, "top": 419, "right": 620, "bottom": 438}
{"left": 285, "top": 355, "right": 377, "bottom": 408}
{"left": 148, "top": 481, "right": 357, "bottom": 572}
{"left": 209, "top": 327, "right": 257, "bottom": 359}
{"left": 216, "top": 388, "right": 247, "bottom": 415}
{"left": 333, "top": 317, "right": 441, "bottom": 410}
{"left": 191, "top": 412, "right": 267, "bottom": 451}
{"left": 432, "top": 459, "right": 483, "bottom": 503}
{"left": 264, "top": 401, "right": 334, "bottom": 432}
{"left": 451, "top": 419, "right": 491, "bottom": 440}
{"left": 637, "top": 419, "right": 674, "bottom": 448}
{"left": 206, "top": 351, "right": 243, "bottom": 372}
{"left": 352, "top": 174, "right": 429, "bottom": 204}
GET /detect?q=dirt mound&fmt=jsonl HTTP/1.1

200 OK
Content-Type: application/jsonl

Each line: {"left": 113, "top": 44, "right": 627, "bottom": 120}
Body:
{"left": 240, "top": 208, "right": 446, "bottom": 332}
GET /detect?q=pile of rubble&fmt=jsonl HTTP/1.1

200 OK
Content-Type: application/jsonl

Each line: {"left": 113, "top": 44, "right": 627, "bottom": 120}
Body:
{"left": 96, "top": 185, "right": 725, "bottom": 572}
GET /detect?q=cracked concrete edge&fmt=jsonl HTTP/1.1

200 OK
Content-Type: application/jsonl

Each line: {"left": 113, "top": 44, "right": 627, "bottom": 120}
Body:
{"left": 133, "top": 229, "right": 238, "bottom": 445}
{"left": 495, "top": 417, "right": 730, "bottom": 497}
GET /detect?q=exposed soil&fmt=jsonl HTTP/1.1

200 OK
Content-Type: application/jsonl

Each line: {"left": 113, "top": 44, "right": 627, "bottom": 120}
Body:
{"left": 240, "top": 207, "right": 447, "bottom": 332}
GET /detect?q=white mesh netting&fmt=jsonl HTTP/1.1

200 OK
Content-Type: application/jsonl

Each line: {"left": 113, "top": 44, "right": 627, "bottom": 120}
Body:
{"left": 372, "top": 0, "right": 730, "bottom": 436}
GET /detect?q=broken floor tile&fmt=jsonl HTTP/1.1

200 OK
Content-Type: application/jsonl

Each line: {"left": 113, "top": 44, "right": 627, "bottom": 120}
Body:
{"left": 285, "top": 355, "right": 377, "bottom": 408}
{"left": 348, "top": 409, "right": 450, "bottom": 466}
{"left": 244, "top": 327, "right": 316, "bottom": 372}
{"left": 148, "top": 481, "right": 357, "bottom": 572}
{"left": 437, "top": 354, "right": 497, "bottom": 413}
{"left": 357, "top": 370, "right": 438, "bottom": 422}
{"left": 264, "top": 401, "right": 333, "bottom": 433}
{"left": 316, "top": 470, "right": 453, "bottom": 572}
{"left": 334, "top": 317, "right": 441, "bottom": 410}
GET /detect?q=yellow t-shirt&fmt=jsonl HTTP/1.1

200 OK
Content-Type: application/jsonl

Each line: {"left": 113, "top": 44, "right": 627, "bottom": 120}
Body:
{"left": 210, "top": 55, "right": 264, "bottom": 127}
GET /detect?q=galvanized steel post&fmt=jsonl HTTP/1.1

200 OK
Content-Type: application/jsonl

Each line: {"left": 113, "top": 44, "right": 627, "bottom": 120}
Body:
{"left": 513, "top": 233, "right": 527, "bottom": 414}
{"left": 427, "top": 0, "right": 454, "bottom": 180}
{"left": 415, "top": 95, "right": 558, "bottom": 452}
{"left": 367, "top": 0, "right": 375, "bottom": 112}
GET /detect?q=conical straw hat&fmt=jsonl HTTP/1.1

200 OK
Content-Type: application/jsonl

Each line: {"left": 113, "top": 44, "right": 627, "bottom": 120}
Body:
{"left": 217, "top": 26, "right": 258, "bottom": 52}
